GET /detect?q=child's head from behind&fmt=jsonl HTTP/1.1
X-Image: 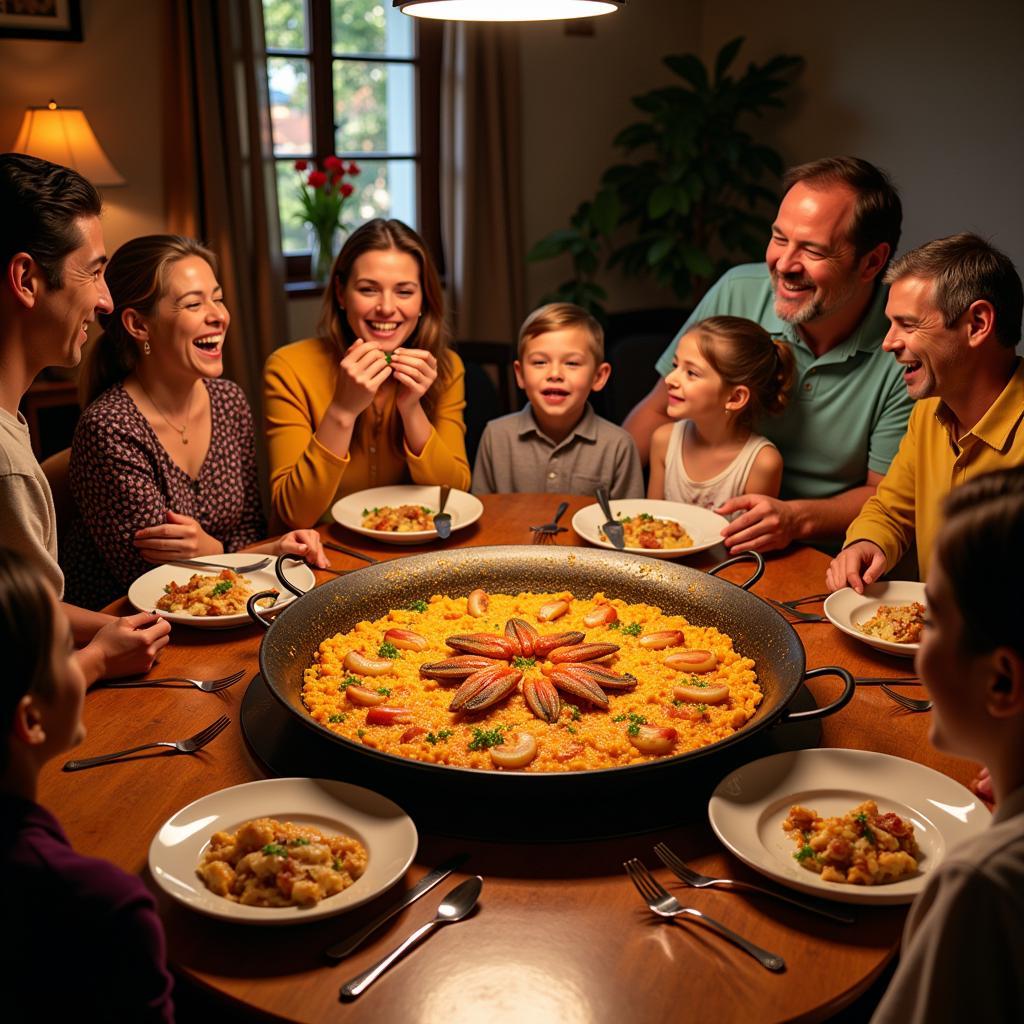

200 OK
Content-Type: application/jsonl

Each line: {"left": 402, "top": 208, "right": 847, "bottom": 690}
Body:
{"left": 0, "top": 548, "right": 85, "bottom": 778}
{"left": 515, "top": 303, "right": 610, "bottom": 432}
{"left": 921, "top": 468, "right": 1024, "bottom": 762}
{"left": 665, "top": 316, "right": 795, "bottom": 428}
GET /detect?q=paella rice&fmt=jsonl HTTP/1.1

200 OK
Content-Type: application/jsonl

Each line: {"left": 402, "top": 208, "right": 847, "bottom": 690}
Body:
{"left": 782, "top": 800, "right": 920, "bottom": 885}
{"left": 362, "top": 505, "right": 433, "bottom": 532}
{"left": 197, "top": 817, "right": 368, "bottom": 907}
{"left": 301, "top": 591, "right": 761, "bottom": 772}
{"left": 600, "top": 513, "right": 693, "bottom": 550}
{"left": 156, "top": 568, "right": 257, "bottom": 617}
{"left": 857, "top": 602, "right": 926, "bottom": 644}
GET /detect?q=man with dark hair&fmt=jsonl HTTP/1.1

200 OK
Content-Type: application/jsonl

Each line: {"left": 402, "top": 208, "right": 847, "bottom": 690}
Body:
{"left": 826, "top": 233, "right": 1024, "bottom": 590}
{"left": 0, "top": 152, "right": 170, "bottom": 683}
{"left": 624, "top": 155, "right": 913, "bottom": 553}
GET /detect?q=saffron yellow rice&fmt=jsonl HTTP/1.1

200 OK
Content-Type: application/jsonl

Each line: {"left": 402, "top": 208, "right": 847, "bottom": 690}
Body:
{"left": 301, "top": 591, "right": 761, "bottom": 772}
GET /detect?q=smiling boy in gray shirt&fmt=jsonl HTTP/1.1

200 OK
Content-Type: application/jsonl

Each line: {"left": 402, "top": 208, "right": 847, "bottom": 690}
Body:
{"left": 472, "top": 303, "right": 643, "bottom": 497}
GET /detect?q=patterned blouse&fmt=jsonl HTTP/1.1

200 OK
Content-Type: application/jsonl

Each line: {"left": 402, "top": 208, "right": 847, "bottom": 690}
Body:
{"left": 62, "top": 380, "right": 266, "bottom": 610}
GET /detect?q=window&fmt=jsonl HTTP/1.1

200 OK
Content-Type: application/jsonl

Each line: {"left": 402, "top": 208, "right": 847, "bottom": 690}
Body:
{"left": 262, "top": 0, "right": 440, "bottom": 283}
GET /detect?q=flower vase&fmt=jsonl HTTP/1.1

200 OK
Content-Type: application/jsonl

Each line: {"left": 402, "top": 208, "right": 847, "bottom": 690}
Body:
{"left": 309, "top": 225, "right": 342, "bottom": 285}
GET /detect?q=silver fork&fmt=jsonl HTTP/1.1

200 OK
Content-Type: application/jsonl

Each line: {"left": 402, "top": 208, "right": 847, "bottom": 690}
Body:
{"left": 623, "top": 859, "right": 786, "bottom": 971}
{"left": 762, "top": 595, "right": 828, "bottom": 623}
{"left": 167, "top": 556, "right": 272, "bottom": 573}
{"left": 653, "top": 843, "right": 854, "bottom": 924}
{"left": 63, "top": 715, "right": 231, "bottom": 771}
{"left": 530, "top": 501, "right": 570, "bottom": 544}
{"left": 95, "top": 669, "right": 246, "bottom": 692}
{"left": 881, "top": 684, "right": 932, "bottom": 712}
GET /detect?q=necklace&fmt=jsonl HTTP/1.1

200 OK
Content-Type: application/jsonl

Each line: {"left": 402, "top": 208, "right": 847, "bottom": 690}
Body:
{"left": 137, "top": 379, "right": 196, "bottom": 445}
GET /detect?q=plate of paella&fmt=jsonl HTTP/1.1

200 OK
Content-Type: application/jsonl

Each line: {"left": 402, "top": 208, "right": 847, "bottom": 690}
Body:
{"left": 709, "top": 748, "right": 989, "bottom": 904}
{"left": 572, "top": 499, "right": 728, "bottom": 558}
{"left": 331, "top": 485, "right": 484, "bottom": 545}
{"left": 823, "top": 581, "right": 927, "bottom": 658}
{"left": 128, "top": 553, "right": 315, "bottom": 629}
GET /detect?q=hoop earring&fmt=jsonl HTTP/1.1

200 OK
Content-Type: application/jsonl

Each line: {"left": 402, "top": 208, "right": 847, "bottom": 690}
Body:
{"left": 143, "top": 341, "right": 151, "bottom": 355}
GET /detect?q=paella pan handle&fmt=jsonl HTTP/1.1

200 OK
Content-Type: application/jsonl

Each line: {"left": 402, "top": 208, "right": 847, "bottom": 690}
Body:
{"left": 274, "top": 554, "right": 315, "bottom": 598}
{"left": 778, "top": 666, "right": 856, "bottom": 723}
{"left": 246, "top": 590, "right": 280, "bottom": 630}
{"left": 706, "top": 551, "right": 765, "bottom": 591}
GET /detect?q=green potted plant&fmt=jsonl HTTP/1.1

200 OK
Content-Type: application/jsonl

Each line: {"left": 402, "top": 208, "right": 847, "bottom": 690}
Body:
{"left": 529, "top": 38, "right": 803, "bottom": 319}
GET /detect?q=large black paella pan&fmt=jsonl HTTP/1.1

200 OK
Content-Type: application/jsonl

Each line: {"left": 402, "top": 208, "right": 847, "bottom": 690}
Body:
{"left": 246, "top": 547, "right": 853, "bottom": 829}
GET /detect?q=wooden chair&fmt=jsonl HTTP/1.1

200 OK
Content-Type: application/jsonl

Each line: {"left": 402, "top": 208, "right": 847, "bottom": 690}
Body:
{"left": 39, "top": 447, "right": 74, "bottom": 541}
{"left": 455, "top": 340, "right": 518, "bottom": 465}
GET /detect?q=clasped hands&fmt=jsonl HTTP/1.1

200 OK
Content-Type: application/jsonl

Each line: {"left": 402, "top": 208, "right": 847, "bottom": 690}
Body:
{"left": 333, "top": 337, "right": 437, "bottom": 418}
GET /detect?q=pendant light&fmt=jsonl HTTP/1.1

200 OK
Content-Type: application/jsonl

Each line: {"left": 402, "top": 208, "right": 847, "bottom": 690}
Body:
{"left": 394, "top": 1, "right": 626, "bottom": 22}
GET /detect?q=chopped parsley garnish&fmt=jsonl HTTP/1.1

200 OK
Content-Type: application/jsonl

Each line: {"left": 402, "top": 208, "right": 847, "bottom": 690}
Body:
{"left": 638, "top": 512, "right": 655, "bottom": 522}
{"left": 356, "top": 729, "right": 365, "bottom": 738}
{"left": 794, "top": 845, "right": 815, "bottom": 862}
{"left": 337, "top": 675, "right": 359, "bottom": 693}
{"left": 688, "top": 677, "right": 708, "bottom": 688}
{"left": 376, "top": 686, "right": 392, "bottom": 697}
{"left": 512, "top": 655, "right": 536, "bottom": 669}
{"left": 210, "top": 580, "right": 233, "bottom": 596}
{"left": 468, "top": 725, "right": 505, "bottom": 750}
{"left": 328, "top": 713, "right": 347, "bottom": 723}
{"left": 621, "top": 622, "right": 643, "bottom": 637}
{"left": 696, "top": 703, "right": 709, "bottom": 714}
{"left": 362, "top": 506, "right": 381, "bottom": 515}
{"left": 385, "top": 354, "right": 392, "bottom": 365}
{"left": 564, "top": 724, "right": 577, "bottom": 734}
{"left": 289, "top": 837, "right": 310, "bottom": 846}
{"left": 613, "top": 712, "right": 647, "bottom": 736}
{"left": 420, "top": 506, "right": 431, "bottom": 513}
{"left": 377, "top": 640, "right": 401, "bottom": 659}
{"left": 262, "top": 843, "right": 288, "bottom": 857}
{"left": 407, "top": 599, "right": 429, "bottom": 613}
{"left": 856, "top": 812, "right": 877, "bottom": 844}
{"left": 425, "top": 729, "right": 453, "bottom": 745}
{"left": 568, "top": 704, "right": 582, "bottom": 722}
{"left": 607, "top": 619, "right": 622, "bottom": 631}
{"left": 332, "top": 858, "right": 342, "bottom": 871}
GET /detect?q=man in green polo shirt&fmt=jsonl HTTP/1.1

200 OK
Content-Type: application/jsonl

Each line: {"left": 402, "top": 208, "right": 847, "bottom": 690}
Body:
{"left": 623, "top": 156, "right": 914, "bottom": 554}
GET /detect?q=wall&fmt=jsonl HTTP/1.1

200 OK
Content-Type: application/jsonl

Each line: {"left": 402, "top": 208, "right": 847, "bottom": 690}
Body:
{"left": 518, "top": 0, "right": 701, "bottom": 314}
{"left": 519, "top": 0, "right": 1024, "bottom": 324}
{"left": 698, "top": 0, "right": 1024, "bottom": 283}
{"left": 0, "top": 0, "right": 166, "bottom": 256}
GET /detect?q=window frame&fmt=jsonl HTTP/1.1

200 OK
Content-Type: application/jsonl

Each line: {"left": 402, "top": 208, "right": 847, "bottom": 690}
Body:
{"left": 262, "top": 3, "right": 442, "bottom": 292}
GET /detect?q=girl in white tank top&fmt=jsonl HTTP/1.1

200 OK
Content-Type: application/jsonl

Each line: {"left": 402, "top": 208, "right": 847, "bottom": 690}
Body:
{"left": 648, "top": 316, "right": 795, "bottom": 513}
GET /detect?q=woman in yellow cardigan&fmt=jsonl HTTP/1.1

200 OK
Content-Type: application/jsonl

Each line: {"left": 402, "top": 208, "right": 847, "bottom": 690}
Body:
{"left": 264, "top": 219, "right": 471, "bottom": 527}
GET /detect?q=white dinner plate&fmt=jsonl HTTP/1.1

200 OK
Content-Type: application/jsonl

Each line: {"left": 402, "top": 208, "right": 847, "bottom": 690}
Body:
{"left": 709, "top": 748, "right": 989, "bottom": 905}
{"left": 331, "top": 485, "right": 483, "bottom": 545}
{"left": 823, "top": 581, "right": 927, "bottom": 658}
{"left": 128, "top": 553, "right": 315, "bottom": 629}
{"left": 149, "top": 777, "right": 418, "bottom": 925}
{"left": 571, "top": 499, "right": 728, "bottom": 558}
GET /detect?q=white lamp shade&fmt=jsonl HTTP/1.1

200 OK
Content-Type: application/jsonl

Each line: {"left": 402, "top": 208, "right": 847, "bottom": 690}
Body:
{"left": 12, "top": 105, "right": 125, "bottom": 187}
{"left": 394, "top": 0, "right": 624, "bottom": 21}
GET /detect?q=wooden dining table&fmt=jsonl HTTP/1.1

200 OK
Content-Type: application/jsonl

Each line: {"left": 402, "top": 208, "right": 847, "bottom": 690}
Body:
{"left": 38, "top": 493, "right": 983, "bottom": 1023}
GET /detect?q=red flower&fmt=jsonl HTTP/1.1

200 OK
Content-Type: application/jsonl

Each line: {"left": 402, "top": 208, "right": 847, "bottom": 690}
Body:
{"left": 340, "top": 182, "right": 355, "bottom": 198}
{"left": 294, "top": 159, "right": 308, "bottom": 171}
{"left": 323, "top": 155, "right": 343, "bottom": 172}
{"left": 307, "top": 170, "right": 328, "bottom": 188}
{"left": 347, "top": 161, "right": 360, "bottom": 176}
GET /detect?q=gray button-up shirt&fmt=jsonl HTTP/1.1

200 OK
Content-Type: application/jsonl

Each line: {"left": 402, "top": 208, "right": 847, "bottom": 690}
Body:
{"left": 471, "top": 403, "right": 644, "bottom": 498}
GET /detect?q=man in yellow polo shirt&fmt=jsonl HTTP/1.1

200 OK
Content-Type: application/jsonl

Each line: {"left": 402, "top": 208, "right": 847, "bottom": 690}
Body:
{"left": 826, "top": 233, "right": 1023, "bottom": 591}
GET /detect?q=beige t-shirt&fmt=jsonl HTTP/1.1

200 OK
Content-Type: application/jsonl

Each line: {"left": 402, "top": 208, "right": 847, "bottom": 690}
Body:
{"left": 0, "top": 407, "right": 64, "bottom": 597}
{"left": 871, "top": 785, "right": 1024, "bottom": 1023}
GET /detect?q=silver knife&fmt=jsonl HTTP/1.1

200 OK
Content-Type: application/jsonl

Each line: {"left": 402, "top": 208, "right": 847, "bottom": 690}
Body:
{"left": 325, "top": 852, "right": 469, "bottom": 960}
{"left": 595, "top": 486, "right": 625, "bottom": 550}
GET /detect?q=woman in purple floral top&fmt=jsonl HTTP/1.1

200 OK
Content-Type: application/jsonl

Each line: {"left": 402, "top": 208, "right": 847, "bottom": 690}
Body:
{"left": 63, "top": 236, "right": 327, "bottom": 610}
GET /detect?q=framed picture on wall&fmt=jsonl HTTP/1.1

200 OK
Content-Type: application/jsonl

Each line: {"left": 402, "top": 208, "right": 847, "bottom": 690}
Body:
{"left": 0, "top": 0, "right": 82, "bottom": 41}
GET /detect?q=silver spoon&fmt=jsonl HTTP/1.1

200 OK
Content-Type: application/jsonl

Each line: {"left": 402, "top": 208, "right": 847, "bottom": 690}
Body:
{"left": 340, "top": 876, "right": 482, "bottom": 999}
{"left": 433, "top": 484, "right": 453, "bottom": 539}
